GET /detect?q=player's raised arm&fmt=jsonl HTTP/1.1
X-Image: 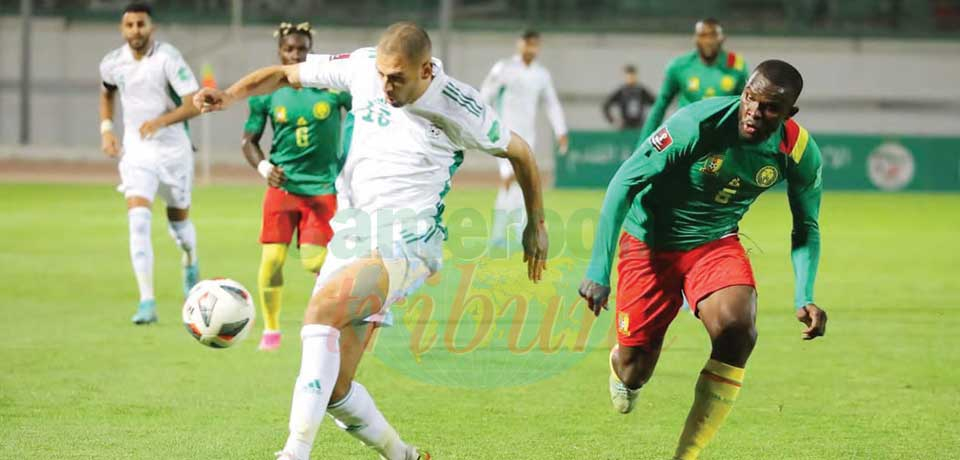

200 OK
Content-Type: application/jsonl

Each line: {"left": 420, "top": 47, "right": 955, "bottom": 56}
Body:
{"left": 579, "top": 121, "right": 694, "bottom": 315}
{"left": 785, "top": 125, "right": 827, "bottom": 340}
{"left": 500, "top": 132, "right": 549, "bottom": 282}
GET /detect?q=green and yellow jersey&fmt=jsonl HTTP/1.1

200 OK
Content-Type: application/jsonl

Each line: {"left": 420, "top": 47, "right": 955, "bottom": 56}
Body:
{"left": 244, "top": 87, "right": 352, "bottom": 196}
{"left": 639, "top": 50, "right": 749, "bottom": 140}
{"left": 587, "top": 96, "right": 822, "bottom": 308}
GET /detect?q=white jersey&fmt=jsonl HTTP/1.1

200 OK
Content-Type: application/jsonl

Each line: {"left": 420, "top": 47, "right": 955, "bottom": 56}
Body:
{"left": 298, "top": 48, "right": 511, "bottom": 243}
{"left": 99, "top": 41, "right": 199, "bottom": 159}
{"left": 479, "top": 55, "right": 567, "bottom": 150}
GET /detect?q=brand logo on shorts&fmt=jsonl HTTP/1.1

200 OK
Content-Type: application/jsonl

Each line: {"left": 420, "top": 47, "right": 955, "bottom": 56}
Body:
{"left": 617, "top": 312, "right": 630, "bottom": 336}
{"left": 755, "top": 165, "right": 779, "bottom": 187}
{"left": 651, "top": 127, "right": 673, "bottom": 152}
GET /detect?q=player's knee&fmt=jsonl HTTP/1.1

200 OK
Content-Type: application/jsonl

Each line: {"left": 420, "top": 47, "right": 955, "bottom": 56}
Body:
{"left": 258, "top": 244, "right": 288, "bottom": 286}
{"left": 713, "top": 316, "right": 758, "bottom": 354}
{"left": 300, "top": 245, "right": 327, "bottom": 273}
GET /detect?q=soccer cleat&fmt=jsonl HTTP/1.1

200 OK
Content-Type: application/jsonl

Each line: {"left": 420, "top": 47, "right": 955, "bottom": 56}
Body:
{"left": 274, "top": 451, "right": 298, "bottom": 460}
{"left": 396, "top": 446, "right": 430, "bottom": 460}
{"left": 131, "top": 299, "right": 158, "bottom": 325}
{"left": 258, "top": 330, "right": 282, "bottom": 351}
{"left": 183, "top": 262, "right": 200, "bottom": 297}
{"left": 609, "top": 346, "right": 640, "bottom": 414}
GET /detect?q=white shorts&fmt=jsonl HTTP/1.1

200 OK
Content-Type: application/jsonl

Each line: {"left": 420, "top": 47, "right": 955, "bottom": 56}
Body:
{"left": 497, "top": 157, "right": 514, "bottom": 180}
{"left": 313, "top": 223, "right": 444, "bottom": 326}
{"left": 118, "top": 149, "right": 194, "bottom": 209}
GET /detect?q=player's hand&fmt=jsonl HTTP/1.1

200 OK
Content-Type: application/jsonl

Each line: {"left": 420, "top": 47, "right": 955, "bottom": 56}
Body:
{"left": 267, "top": 166, "right": 286, "bottom": 188}
{"left": 557, "top": 134, "right": 570, "bottom": 155}
{"left": 521, "top": 219, "right": 548, "bottom": 283}
{"left": 578, "top": 279, "right": 611, "bottom": 316}
{"left": 101, "top": 131, "right": 120, "bottom": 158}
{"left": 796, "top": 303, "right": 827, "bottom": 340}
{"left": 193, "top": 88, "right": 232, "bottom": 113}
{"left": 139, "top": 118, "right": 163, "bottom": 140}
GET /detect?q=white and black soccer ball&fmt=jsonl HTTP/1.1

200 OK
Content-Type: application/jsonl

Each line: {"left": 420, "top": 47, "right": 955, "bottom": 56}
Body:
{"left": 182, "top": 278, "right": 255, "bottom": 349}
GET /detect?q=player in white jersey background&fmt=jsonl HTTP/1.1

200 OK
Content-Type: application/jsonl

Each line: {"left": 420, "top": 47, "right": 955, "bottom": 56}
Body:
{"left": 98, "top": 2, "right": 202, "bottom": 325}
{"left": 194, "top": 22, "right": 549, "bottom": 460}
{"left": 480, "top": 29, "right": 568, "bottom": 249}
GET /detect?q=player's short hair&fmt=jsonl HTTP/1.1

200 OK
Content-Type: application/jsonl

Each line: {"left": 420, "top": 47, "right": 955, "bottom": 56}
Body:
{"left": 521, "top": 29, "right": 541, "bottom": 41}
{"left": 123, "top": 2, "right": 153, "bottom": 17}
{"left": 274, "top": 21, "right": 314, "bottom": 46}
{"left": 624, "top": 65, "right": 637, "bottom": 74}
{"left": 754, "top": 59, "right": 804, "bottom": 99}
{"left": 377, "top": 21, "right": 432, "bottom": 63}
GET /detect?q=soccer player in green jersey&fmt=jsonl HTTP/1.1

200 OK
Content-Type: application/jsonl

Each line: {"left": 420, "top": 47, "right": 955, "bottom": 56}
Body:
{"left": 638, "top": 18, "right": 749, "bottom": 140}
{"left": 241, "top": 22, "right": 352, "bottom": 351}
{"left": 578, "top": 60, "right": 828, "bottom": 460}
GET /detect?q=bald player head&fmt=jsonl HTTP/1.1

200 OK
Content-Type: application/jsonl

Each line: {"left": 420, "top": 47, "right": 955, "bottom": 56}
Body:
{"left": 376, "top": 21, "right": 434, "bottom": 107}
{"left": 694, "top": 18, "right": 725, "bottom": 63}
{"left": 738, "top": 59, "right": 803, "bottom": 143}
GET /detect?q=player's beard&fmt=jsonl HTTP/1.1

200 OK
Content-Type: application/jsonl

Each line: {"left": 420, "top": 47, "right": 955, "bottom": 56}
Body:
{"left": 127, "top": 35, "right": 150, "bottom": 53}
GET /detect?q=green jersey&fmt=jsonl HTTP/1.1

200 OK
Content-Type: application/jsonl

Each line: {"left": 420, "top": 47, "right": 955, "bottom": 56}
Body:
{"left": 244, "top": 87, "right": 352, "bottom": 196}
{"left": 587, "top": 96, "right": 823, "bottom": 308}
{"left": 639, "top": 50, "right": 749, "bottom": 139}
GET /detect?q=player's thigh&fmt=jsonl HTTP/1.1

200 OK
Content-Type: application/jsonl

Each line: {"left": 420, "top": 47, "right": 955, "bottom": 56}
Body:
{"left": 119, "top": 161, "right": 159, "bottom": 208}
{"left": 296, "top": 193, "right": 337, "bottom": 247}
{"left": 260, "top": 187, "right": 299, "bottom": 245}
{"left": 682, "top": 236, "right": 757, "bottom": 315}
{"left": 306, "top": 256, "right": 389, "bottom": 328}
{"left": 682, "top": 236, "right": 758, "bottom": 337}
{"left": 156, "top": 151, "right": 193, "bottom": 211}
{"left": 615, "top": 232, "right": 685, "bottom": 350}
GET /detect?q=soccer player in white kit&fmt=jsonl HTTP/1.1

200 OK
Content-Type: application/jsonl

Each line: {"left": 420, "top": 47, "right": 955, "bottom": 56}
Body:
{"left": 480, "top": 29, "right": 568, "bottom": 248}
{"left": 98, "top": 2, "right": 202, "bottom": 324}
{"left": 194, "top": 22, "right": 548, "bottom": 460}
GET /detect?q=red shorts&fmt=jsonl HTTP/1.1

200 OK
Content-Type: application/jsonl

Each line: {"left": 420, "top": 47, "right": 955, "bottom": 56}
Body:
{"left": 615, "top": 232, "right": 756, "bottom": 348}
{"left": 259, "top": 187, "right": 336, "bottom": 247}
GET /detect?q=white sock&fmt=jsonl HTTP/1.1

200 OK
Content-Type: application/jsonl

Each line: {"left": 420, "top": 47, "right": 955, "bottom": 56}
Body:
{"left": 491, "top": 186, "right": 510, "bottom": 242}
{"left": 128, "top": 207, "right": 154, "bottom": 302}
{"left": 328, "top": 381, "right": 409, "bottom": 460}
{"left": 283, "top": 324, "right": 342, "bottom": 460}
{"left": 505, "top": 182, "right": 526, "bottom": 242}
{"left": 168, "top": 219, "right": 197, "bottom": 265}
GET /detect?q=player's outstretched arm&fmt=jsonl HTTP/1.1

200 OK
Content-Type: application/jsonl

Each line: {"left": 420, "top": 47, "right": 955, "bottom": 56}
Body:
{"left": 501, "top": 132, "right": 548, "bottom": 282}
{"left": 579, "top": 121, "right": 691, "bottom": 315}
{"left": 193, "top": 64, "right": 300, "bottom": 114}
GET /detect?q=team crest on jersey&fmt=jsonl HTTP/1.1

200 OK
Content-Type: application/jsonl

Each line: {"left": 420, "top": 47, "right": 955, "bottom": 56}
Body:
{"left": 755, "top": 165, "right": 779, "bottom": 187}
{"left": 650, "top": 127, "right": 673, "bottom": 152}
{"left": 687, "top": 77, "right": 700, "bottom": 92}
{"left": 701, "top": 154, "right": 725, "bottom": 175}
{"left": 617, "top": 312, "right": 630, "bottom": 336}
{"left": 721, "top": 75, "right": 736, "bottom": 92}
{"left": 313, "top": 101, "right": 331, "bottom": 120}
{"left": 274, "top": 106, "right": 287, "bottom": 124}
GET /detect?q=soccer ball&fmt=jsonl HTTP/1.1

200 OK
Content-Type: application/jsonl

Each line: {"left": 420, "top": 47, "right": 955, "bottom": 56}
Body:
{"left": 182, "top": 278, "right": 255, "bottom": 349}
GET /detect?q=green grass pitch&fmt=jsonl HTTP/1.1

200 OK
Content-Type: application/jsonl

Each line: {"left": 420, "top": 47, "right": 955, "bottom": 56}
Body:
{"left": 1, "top": 182, "right": 958, "bottom": 459}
